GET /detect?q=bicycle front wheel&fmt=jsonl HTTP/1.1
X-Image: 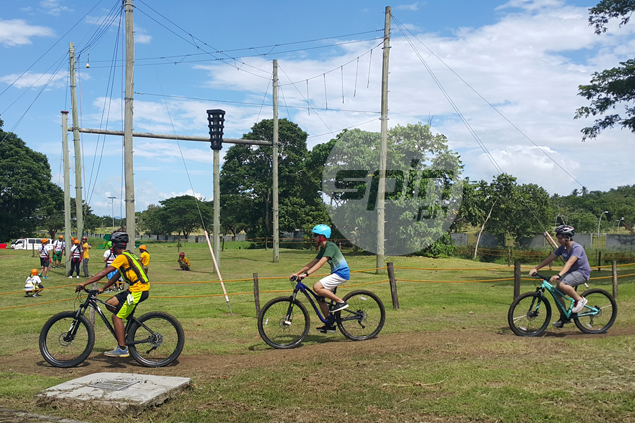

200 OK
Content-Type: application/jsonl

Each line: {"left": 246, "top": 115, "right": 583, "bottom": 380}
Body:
{"left": 258, "top": 297, "right": 310, "bottom": 349}
{"left": 508, "top": 292, "right": 551, "bottom": 337}
{"left": 128, "top": 311, "right": 185, "bottom": 367}
{"left": 39, "top": 311, "right": 95, "bottom": 368}
{"left": 574, "top": 289, "right": 617, "bottom": 334}
{"left": 337, "top": 290, "right": 386, "bottom": 341}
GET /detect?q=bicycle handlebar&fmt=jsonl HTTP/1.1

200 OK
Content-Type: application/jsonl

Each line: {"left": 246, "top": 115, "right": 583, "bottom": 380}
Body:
{"left": 533, "top": 272, "right": 551, "bottom": 281}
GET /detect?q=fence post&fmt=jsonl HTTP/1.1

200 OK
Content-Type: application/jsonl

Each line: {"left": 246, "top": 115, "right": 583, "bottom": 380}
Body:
{"left": 89, "top": 281, "right": 98, "bottom": 326}
{"left": 222, "top": 237, "right": 225, "bottom": 252}
{"left": 597, "top": 251, "right": 602, "bottom": 272}
{"left": 514, "top": 260, "right": 521, "bottom": 300}
{"left": 253, "top": 273, "right": 260, "bottom": 317}
{"left": 507, "top": 248, "right": 511, "bottom": 267}
{"left": 387, "top": 262, "right": 399, "bottom": 310}
{"left": 612, "top": 261, "right": 618, "bottom": 299}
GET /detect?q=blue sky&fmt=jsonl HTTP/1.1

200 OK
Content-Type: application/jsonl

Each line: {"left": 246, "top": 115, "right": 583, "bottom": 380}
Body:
{"left": 1, "top": 0, "right": 634, "bottom": 218}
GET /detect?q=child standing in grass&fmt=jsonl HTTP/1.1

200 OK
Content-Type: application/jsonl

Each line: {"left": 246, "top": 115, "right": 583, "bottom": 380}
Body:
{"left": 291, "top": 224, "right": 350, "bottom": 333}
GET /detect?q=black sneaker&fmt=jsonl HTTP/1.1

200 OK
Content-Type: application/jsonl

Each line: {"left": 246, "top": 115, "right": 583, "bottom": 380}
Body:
{"left": 331, "top": 301, "right": 349, "bottom": 312}
{"left": 317, "top": 324, "right": 336, "bottom": 334}
{"left": 552, "top": 319, "right": 571, "bottom": 328}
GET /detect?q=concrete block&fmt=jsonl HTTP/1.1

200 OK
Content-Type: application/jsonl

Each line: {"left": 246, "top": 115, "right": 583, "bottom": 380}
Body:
{"left": 606, "top": 234, "right": 635, "bottom": 252}
{"left": 35, "top": 373, "right": 190, "bottom": 415}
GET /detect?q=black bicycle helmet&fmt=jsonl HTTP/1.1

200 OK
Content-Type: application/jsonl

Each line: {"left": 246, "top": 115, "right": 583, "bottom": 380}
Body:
{"left": 110, "top": 232, "right": 129, "bottom": 248}
{"left": 555, "top": 225, "right": 575, "bottom": 238}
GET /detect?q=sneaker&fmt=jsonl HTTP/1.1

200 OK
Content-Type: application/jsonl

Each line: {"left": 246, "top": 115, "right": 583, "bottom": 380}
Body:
{"left": 76, "top": 276, "right": 80, "bottom": 279}
{"left": 104, "top": 346, "right": 129, "bottom": 358}
{"left": 331, "top": 301, "right": 349, "bottom": 312}
{"left": 68, "top": 276, "right": 73, "bottom": 279}
{"left": 573, "top": 297, "right": 588, "bottom": 313}
{"left": 33, "top": 293, "right": 39, "bottom": 297}
{"left": 316, "top": 324, "right": 337, "bottom": 334}
{"left": 552, "top": 319, "right": 570, "bottom": 328}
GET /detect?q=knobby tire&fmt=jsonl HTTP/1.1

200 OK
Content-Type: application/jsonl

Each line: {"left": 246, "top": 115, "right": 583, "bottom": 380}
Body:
{"left": 39, "top": 311, "right": 95, "bottom": 368}
{"left": 127, "top": 311, "right": 185, "bottom": 367}
{"left": 508, "top": 292, "right": 551, "bottom": 337}
{"left": 337, "top": 290, "right": 386, "bottom": 341}
{"left": 258, "top": 297, "right": 310, "bottom": 349}
{"left": 574, "top": 289, "right": 617, "bottom": 334}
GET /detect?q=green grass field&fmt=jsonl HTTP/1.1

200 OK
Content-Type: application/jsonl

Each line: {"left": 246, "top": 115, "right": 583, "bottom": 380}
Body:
{"left": 1, "top": 243, "right": 635, "bottom": 422}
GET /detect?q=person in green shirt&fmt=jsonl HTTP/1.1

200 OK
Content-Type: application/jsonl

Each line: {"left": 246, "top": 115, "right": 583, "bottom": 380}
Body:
{"left": 291, "top": 224, "right": 350, "bottom": 333}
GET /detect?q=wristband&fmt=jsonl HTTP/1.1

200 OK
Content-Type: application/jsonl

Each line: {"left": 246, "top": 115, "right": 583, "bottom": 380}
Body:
{"left": 303, "top": 271, "right": 309, "bottom": 277}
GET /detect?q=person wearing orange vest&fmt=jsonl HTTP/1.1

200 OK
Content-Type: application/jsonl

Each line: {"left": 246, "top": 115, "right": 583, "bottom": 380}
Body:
{"left": 39, "top": 239, "right": 52, "bottom": 279}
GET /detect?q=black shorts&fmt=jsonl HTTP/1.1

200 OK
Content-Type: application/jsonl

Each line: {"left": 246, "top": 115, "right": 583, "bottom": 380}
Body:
{"left": 40, "top": 257, "right": 50, "bottom": 267}
{"left": 112, "top": 290, "right": 149, "bottom": 314}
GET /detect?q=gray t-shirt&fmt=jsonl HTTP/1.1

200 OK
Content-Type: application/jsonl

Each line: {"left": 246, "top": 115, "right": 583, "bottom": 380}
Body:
{"left": 554, "top": 241, "right": 591, "bottom": 280}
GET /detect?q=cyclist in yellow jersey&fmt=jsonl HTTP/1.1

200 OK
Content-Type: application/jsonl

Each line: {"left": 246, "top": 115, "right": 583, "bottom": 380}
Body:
{"left": 76, "top": 232, "right": 149, "bottom": 358}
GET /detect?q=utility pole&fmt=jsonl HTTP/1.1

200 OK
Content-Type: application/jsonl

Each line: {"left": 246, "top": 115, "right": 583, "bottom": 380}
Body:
{"left": 272, "top": 60, "right": 279, "bottom": 263}
{"left": 376, "top": 6, "right": 391, "bottom": 273}
{"left": 69, "top": 43, "right": 84, "bottom": 239}
{"left": 213, "top": 146, "right": 221, "bottom": 272}
{"left": 61, "top": 111, "right": 72, "bottom": 276}
{"left": 124, "top": 0, "right": 136, "bottom": 239}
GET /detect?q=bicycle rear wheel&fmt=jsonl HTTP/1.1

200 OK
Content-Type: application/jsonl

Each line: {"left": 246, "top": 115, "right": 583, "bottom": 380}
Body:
{"left": 258, "top": 297, "right": 310, "bottom": 349}
{"left": 39, "top": 311, "right": 95, "bottom": 368}
{"left": 337, "top": 290, "right": 385, "bottom": 341}
{"left": 508, "top": 292, "right": 551, "bottom": 337}
{"left": 128, "top": 311, "right": 185, "bottom": 367}
{"left": 574, "top": 289, "right": 617, "bottom": 334}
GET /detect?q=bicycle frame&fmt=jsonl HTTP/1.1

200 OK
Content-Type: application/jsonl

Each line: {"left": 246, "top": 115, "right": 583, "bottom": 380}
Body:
{"left": 536, "top": 278, "right": 599, "bottom": 320}
{"left": 287, "top": 279, "right": 335, "bottom": 324}
{"left": 72, "top": 290, "right": 139, "bottom": 346}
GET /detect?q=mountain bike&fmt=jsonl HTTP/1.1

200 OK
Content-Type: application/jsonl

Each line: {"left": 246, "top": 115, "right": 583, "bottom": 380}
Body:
{"left": 508, "top": 272, "right": 617, "bottom": 337}
{"left": 257, "top": 276, "right": 386, "bottom": 349}
{"left": 39, "top": 288, "right": 184, "bottom": 368}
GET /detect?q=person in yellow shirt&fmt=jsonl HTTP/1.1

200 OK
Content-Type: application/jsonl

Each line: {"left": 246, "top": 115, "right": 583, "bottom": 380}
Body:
{"left": 139, "top": 245, "right": 150, "bottom": 275}
{"left": 178, "top": 252, "right": 190, "bottom": 271}
{"left": 76, "top": 232, "right": 149, "bottom": 358}
{"left": 81, "top": 236, "right": 91, "bottom": 277}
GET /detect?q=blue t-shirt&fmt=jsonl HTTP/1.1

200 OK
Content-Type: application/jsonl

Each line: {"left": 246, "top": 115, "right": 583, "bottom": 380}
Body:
{"left": 315, "top": 241, "right": 350, "bottom": 280}
{"left": 554, "top": 241, "right": 591, "bottom": 280}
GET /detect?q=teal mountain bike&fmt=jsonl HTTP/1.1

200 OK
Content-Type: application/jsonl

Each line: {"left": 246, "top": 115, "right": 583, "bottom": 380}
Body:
{"left": 508, "top": 272, "right": 617, "bottom": 337}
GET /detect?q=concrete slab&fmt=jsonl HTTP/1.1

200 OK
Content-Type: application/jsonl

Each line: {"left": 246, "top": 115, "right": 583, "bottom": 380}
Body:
{"left": 0, "top": 408, "right": 90, "bottom": 423}
{"left": 35, "top": 373, "right": 190, "bottom": 415}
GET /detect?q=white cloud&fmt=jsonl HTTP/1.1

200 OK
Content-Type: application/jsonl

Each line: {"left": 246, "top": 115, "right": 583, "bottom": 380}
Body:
{"left": 396, "top": 2, "right": 420, "bottom": 11}
{"left": 39, "top": 0, "right": 72, "bottom": 16}
{"left": 0, "top": 19, "right": 54, "bottom": 46}
{"left": 0, "top": 71, "right": 66, "bottom": 89}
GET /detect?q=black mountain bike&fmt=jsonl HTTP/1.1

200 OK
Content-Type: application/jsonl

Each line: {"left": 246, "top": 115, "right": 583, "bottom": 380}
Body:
{"left": 39, "top": 288, "right": 184, "bottom": 368}
{"left": 257, "top": 276, "right": 386, "bottom": 349}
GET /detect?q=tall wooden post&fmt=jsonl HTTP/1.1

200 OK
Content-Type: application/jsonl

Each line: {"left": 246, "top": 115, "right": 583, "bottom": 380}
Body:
{"left": 61, "top": 111, "right": 72, "bottom": 277}
{"left": 612, "top": 261, "right": 618, "bottom": 298}
{"left": 376, "top": 6, "right": 391, "bottom": 274}
{"left": 253, "top": 273, "right": 260, "bottom": 317}
{"left": 124, "top": 0, "right": 136, "bottom": 239}
{"left": 272, "top": 60, "right": 280, "bottom": 263}
{"left": 387, "top": 262, "right": 399, "bottom": 309}
{"left": 69, "top": 43, "right": 84, "bottom": 240}
{"left": 213, "top": 148, "right": 220, "bottom": 272}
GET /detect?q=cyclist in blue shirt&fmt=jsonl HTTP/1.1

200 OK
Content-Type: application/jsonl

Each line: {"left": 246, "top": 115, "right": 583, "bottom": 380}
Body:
{"left": 529, "top": 225, "right": 590, "bottom": 327}
{"left": 291, "top": 224, "right": 350, "bottom": 333}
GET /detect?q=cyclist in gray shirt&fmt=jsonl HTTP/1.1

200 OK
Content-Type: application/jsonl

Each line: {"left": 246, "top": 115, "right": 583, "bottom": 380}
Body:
{"left": 529, "top": 225, "right": 590, "bottom": 327}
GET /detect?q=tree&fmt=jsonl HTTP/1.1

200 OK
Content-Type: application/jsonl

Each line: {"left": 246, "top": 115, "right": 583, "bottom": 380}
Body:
{"left": 220, "top": 119, "right": 327, "bottom": 238}
{"left": 155, "top": 195, "right": 211, "bottom": 239}
{"left": 38, "top": 183, "right": 64, "bottom": 238}
{"left": 0, "top": 122, "right": 53, "bottom": 241}
{"left": 575, "top": 0, "right": 635, "bottom": 139}
{"left": 322, "top": 123, "right": 463, "bottom": 255}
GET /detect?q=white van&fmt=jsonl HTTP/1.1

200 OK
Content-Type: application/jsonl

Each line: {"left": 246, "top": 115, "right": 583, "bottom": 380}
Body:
{"left": 11, "top": 238, "right": 43, "bottom": 250}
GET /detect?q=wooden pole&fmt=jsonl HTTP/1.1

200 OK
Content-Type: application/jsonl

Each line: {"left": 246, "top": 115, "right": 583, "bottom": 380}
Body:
{"left": 253, "top": 273, "right": 260, "bottom": 317}
{"left": 387, "top": 262, "right": 399, "bottom": 309}
{"left": 124, "top": 0, "right": 136, "bottom": 239}
{"left": 213, "top": 149, "right": 221, "bottom": 273}
{"left": 272, "top": 60, "right": 279, "bottom": 263}
{"left": 69, "top": 43, "right": 84, "bottom": 241}
{"left": 514, "top": 260, "right": 521, "bottom": 300}
{"left": 61, "top": 111, "right": 72, "bottom": 277}
{"left": 376, "top": 6, "right": 391, "bottom": 274}
{"left": 597, "top": 251, "right": 602, "bottom": 272}
{"left": 507, "top": 248, "right": 511, "bottom": 267}
{"left": 612, "top": 261, "right": 618, "bottom": 299}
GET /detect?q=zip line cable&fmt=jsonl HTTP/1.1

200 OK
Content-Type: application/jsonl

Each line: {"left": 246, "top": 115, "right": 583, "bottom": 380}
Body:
{"left": 86, "top": 10, "right": 125, "bottom": 207}
{"left": 133, "top": 92, "right": 381, "bottom": 114}
{"left": 392, "top": 15, "right": 553, "bottom": 233}
{"left": 393, "top": 21, "right": 504, "bottom": 175}
{"left": 255, "top": 76, "right": 272, "bottom": 125}
{"left": 391, "top": 15, "right": 584, "bottom": 189}
{"left": 0, "top": 0, "right": 109, "bottom": 99}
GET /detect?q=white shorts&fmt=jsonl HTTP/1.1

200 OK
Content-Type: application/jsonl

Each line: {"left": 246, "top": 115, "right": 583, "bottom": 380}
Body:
{"left": 318, "top": 274, "right": 348, "bottom": 291}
